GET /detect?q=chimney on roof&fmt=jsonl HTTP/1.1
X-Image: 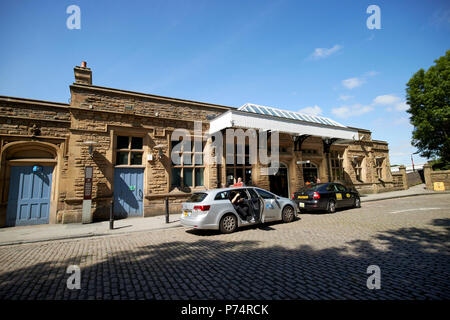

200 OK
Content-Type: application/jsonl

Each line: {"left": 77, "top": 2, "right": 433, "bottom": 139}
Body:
{"left": 74, "top": 61, "right": 92, "bottom": 85}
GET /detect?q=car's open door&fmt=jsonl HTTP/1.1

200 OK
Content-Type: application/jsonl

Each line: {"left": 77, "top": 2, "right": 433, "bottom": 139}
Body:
{"left": 253, "top": 188, "right": 279, "bottom": 222}
{"left": 247, "top": 188, "right": 264, "bottom": 222}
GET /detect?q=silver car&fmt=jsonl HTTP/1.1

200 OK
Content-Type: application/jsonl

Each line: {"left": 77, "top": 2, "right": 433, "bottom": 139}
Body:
{"left": 180, "top": 187, "right": 298, "bottom": 233}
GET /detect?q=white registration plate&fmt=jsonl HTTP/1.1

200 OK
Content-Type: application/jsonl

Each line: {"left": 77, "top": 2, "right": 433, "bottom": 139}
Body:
{"left": 299, "top": 202, "right": 305, "bottom": 208}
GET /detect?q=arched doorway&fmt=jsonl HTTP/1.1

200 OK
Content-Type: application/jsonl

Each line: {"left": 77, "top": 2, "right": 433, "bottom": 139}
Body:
{"left": 269, "top": 162, "right": 289, "bottom": 198}
{"left": 1, "top": 141, "right": 59, "bottom": 227}
{"left": 303, "top": 162, "right": 318, "bottom": 184}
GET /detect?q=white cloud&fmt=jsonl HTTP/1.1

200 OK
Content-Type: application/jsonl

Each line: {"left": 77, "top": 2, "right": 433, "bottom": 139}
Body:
{"left": 373, "top": 94, "right": 401, "bottom": 105}
{"left": 395, "top": 101, "right": 409, "bottom": 111}
{"left": 331, "top": 104, "right": 373, "bottom": 118}
{"left": 338, "top": 95, "right": 353, "bottom": 101}
{"left": 310, "top": 45, "right": 342, "bottom": 60}
{"left": 393, "top": 116, "right": 409, "bottom": 125}
{"left": 298, "top": 105, "right": 323, "bottom": 116}
{"left": 372, "top": 94, "right": 409, "bottom": 112}
{"left": 342, "top": 77, "right": 364, "bottom": 89}
{"left": 364, "top": 71, "right": 379, "bottom": 77}
{"left": 331, "top": 106, "right": 350, "bottom": 118}
{"left": 341, "top": 71, "right": 378, "bottom": 90}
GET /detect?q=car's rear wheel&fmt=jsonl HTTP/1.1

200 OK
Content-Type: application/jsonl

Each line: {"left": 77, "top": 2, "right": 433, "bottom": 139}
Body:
{"left": 219, "top": 214, "right": 238, "bottom": 234}
{"left": 327, "top": 200, "right": 336, "bottom": 213}
{"left": 282, "top": 205, "right": 295, "bottom": 223}
{"left": 354, "top": 197, "right": 361, "bottom": 208}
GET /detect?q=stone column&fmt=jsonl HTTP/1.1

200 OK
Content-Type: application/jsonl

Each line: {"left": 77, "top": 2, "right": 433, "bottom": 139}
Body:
{"left": 398, "top": 165, "right": 408, "bottom": 190}
{"left": 423, "top": 163, "right": 432, "bottom": 190}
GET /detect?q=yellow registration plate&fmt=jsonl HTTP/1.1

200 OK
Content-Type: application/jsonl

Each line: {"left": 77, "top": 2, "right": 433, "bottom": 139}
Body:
{"left": 298, "top": 196, "right": 308, "bottom": 199}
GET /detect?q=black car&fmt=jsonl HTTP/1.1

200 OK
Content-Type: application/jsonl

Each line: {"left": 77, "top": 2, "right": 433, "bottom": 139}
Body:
{"left": 292, "top": 183, "right": 361, "bottom": 213}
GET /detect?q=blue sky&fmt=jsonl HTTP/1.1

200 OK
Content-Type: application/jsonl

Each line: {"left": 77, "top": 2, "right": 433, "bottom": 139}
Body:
{"left": 1, "top": 0, "right": 449, "bottom": 165}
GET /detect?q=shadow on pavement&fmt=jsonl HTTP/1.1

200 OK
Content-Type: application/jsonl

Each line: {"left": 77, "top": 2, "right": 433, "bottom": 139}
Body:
{"left": 0, "top": 218, "right": 448, "bottom": 300}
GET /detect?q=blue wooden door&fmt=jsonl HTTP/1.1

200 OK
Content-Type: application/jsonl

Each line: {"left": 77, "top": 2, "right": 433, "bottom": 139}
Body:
{"left": 6, "top": 166, "right": 53, "bottom": 226}
{"left": 114, "top": 168, "right": 144, "bottom": 218}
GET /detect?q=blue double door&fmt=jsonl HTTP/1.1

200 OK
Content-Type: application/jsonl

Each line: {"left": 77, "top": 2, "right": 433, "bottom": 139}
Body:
{"left": 114, "top": 168, "right": 144, "bottom": 218}
{"left": 6, "top": 166, "right": 53, "bottom": 226}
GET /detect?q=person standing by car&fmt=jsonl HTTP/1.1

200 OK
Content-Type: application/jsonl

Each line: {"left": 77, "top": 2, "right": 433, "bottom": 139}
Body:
{"left": 233, "top": 177, "right": 245, "bottom": 187}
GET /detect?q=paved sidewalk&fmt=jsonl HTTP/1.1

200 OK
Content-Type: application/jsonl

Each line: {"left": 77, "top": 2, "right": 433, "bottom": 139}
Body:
{"left": 0, "top": 214, "right": 182, "bottom": 246}
{"left": 360, "top": 183, "right": 449, "bottom": 202}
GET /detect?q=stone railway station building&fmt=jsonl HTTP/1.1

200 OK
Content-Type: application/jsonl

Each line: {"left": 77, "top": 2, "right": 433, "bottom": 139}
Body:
{"left": 0, "top": 62, "right": 393, "bottom": 227}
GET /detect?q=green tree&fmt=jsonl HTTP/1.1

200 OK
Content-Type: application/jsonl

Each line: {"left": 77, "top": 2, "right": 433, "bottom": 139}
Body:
{"left": 406, "top": 50, "right": 450, "bottom": 164}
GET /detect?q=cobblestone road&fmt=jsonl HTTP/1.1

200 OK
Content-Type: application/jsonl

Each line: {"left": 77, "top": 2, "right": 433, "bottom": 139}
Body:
{"left": 0, "top": 194, "right": 449, "bottom": 300}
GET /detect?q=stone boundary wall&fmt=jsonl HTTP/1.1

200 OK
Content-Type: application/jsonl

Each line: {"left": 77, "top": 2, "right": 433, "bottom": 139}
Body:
{"left": 424, "top": 164, "right": 450, "bottom": 191}
{"left": 391, "top": 165, "right": 408, "bottom": 191}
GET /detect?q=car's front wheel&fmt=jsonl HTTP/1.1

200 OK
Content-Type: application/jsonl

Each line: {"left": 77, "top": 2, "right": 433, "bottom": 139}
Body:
{"left": 327, "top": 200, "right": 336, "bottom": 213}
{"left": 282, "top": 205, "right": 295, "bottom": 223}
{"left": 219, "top": 214, "right": 238, "bottom": 234}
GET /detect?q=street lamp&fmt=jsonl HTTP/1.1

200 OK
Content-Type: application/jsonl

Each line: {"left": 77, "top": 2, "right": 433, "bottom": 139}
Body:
{"left": 153, "top": 144, "right": 165, "bottom": 160}
{"left": 83, "top": 140, "right": 98, "bottom": 158}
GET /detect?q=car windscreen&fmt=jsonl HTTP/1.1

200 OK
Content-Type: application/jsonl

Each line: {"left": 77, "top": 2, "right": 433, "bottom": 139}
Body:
{"left": 187, "top": 192, "right": 208, "bottom": 203}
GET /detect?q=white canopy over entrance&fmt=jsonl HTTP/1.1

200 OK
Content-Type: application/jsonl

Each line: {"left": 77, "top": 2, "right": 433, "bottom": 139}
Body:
{"left": 209, "top": 104, "right": 359, "bottom": 141}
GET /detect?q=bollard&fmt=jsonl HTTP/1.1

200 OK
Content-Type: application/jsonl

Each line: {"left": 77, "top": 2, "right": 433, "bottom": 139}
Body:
{"left": 165, "top": 197, "right": 169, "bottom": 223}
{"left": 109, "top": 200, "right": 114, "bottom": 230}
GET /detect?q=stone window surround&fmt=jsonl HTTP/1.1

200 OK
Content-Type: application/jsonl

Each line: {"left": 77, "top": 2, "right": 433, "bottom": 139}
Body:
{"left": 330, "top": 150, "right": 344, "bottom": 182}
{"left": 375, "top": 156, "right": 385, "bottom": 180}
{"left": 224, "top": 142, "right": 254, "bottom": 186}
{"left": 170, "top": 134, "right": 205, "bottom": 189}
{"left": 111, "top": 128, "right": 149, "bottom": 169}
{"left": 115, "top": 135, "right": 144, "bottom": 166}
{"left": 351, "top": 155, "right": 365, "bottom": 182}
